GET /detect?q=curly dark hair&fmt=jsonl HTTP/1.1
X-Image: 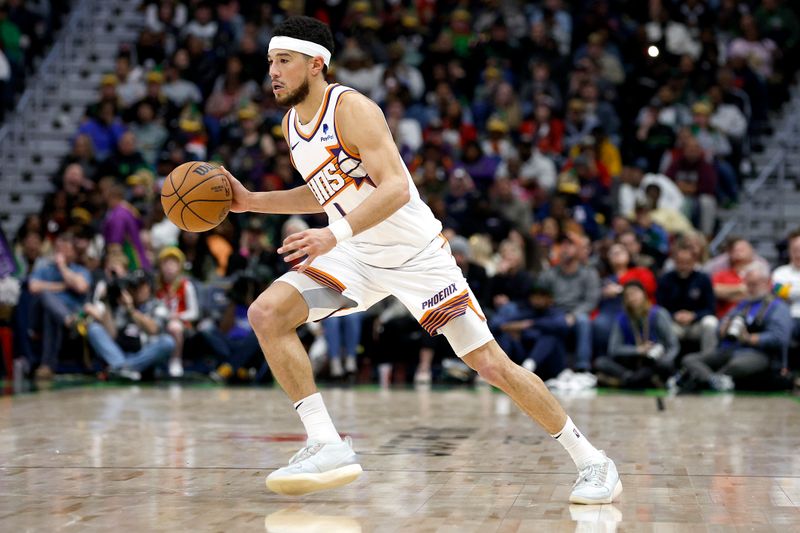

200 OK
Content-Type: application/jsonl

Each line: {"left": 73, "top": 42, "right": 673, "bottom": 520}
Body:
{"left": 272, "top": 16, "right": 335, "bottom": 73}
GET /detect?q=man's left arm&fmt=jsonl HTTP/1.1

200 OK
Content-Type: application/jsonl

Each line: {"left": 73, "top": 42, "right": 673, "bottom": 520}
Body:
{"left": 326, "top": 92, "right": 411, "bottom": 234}
{"left": 279, "top": 92, "right": 411, "bottom": 270}
{"left": 747, "top": 302, "right": 793, "bottom": 350}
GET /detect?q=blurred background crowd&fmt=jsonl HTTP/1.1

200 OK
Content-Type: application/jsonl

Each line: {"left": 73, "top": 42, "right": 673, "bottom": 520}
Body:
{"left": 2, "top": 0, "right": 800, "bottom": 393}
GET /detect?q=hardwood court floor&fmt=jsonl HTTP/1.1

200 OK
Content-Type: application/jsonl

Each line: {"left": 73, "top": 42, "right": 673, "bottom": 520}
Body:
{"left": 1, "top": 384, "right": 799, "bottom": 531}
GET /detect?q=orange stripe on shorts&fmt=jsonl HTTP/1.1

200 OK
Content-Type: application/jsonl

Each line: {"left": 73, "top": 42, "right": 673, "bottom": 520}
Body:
{"left": 291, "top": 265, "right": 346, "bottom": 293}
{"left": 419, "top": 290, "right": 470, "bottom": 335}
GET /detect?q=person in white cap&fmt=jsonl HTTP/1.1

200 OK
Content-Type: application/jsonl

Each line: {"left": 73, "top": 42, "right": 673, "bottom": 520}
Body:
{"left": 220, "top": 16, "right": 621, "bottom": 503}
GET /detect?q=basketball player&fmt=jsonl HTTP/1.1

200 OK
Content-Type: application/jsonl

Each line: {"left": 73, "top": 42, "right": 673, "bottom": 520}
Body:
{"left": 219, "top": 16, "right": 622, "bottom": 504}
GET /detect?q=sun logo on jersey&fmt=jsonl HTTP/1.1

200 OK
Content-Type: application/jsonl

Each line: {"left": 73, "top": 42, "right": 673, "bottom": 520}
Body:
{"left": 329, "top": 148, "right": 376, "bottom": 189}
{"left": 305, "top": 145, "right": 377, "bottom": 206}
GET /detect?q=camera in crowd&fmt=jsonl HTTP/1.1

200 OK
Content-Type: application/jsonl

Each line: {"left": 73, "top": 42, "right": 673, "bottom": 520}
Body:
{"left": 646, "top": 343, "right": 665, "bottom": 360}
{"left": 106, "top": 270, "right": 152, "bottom": 308}
{"left": 726, "top": 315, "right": 748, "bottom": 340}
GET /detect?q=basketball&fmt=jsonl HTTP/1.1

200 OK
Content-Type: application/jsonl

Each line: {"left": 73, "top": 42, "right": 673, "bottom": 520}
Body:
{"left": 161, "top": 161, "right": 232, "bottom": 232}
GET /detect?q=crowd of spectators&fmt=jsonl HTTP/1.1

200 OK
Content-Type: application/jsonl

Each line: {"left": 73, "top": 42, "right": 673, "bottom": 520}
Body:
{"left": 2, "top": 0, "right": 800, "bottom": 392}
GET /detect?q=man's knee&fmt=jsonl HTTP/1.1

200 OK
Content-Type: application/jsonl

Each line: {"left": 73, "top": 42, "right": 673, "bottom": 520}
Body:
{"left": 462, "top": 341, "right": 514, "bottom": 385}
{"left": 166, "top": 320, "right": 184, "bottom": 337}
{"left": 248, "top": 297, "right": 276, "bottom": 332}
{"left": 248, "top": 290, "right": 303, "bottom": 337}
{"left": 700, "top": 315, "right": 718, "bottom": 332}
{"left": 681, "top": 352, "right": 704, "bottom": 369}
{"left": 726, "top": 350, "right": 768, "bottom": 377}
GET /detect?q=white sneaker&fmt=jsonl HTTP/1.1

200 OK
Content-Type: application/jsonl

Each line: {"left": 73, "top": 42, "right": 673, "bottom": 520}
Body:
{"left": 709, "top": 373, "right": 735, "bottom": 392}
{"left": 168, "top": 359, "right": 184, "bottom": 378}
{"left": 558, "top": 368, "right": 575, "bottom": 380}
{"left": 330, "top": 358, "right": 344, "bottom": 377}
{"left": 344, "top": 355, "right": 357, "bottom": 374}
{"left": 266, "top": 437, "right": 362, "bottom": 496}
{"left": 118, "top": 368, "right": 142, "bottom": 382}
{"left": 545, "top": 368, "right": 574, "bottom": 390}
{"left": 570, "top": 371, "right": 598, "bottom": 390}
{"left": 570, "top": 451, "right": 623, "bottom": 504}
{"left": 522, "top": 358, "right": 537, "bottom": 373}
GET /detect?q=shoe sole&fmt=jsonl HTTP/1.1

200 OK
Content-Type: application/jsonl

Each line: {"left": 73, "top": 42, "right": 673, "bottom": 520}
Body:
{"left": 569, "top": 479, "right": 623, "bottom": 504}
{"left": 266, "top": 463, "right": 363, "bottom": 496}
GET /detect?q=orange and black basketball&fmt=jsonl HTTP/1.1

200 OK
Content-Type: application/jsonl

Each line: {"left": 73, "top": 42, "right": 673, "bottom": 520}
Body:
{"left": 161, "top": 161, "right": 232, "bottom": 232}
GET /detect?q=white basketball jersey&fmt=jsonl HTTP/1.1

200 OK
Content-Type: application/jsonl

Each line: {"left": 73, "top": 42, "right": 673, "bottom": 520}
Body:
{"left": 287, "top": 84, "right": 442, "bottom": 268}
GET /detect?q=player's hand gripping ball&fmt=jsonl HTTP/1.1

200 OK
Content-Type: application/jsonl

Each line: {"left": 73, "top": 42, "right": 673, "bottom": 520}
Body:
{"left": 161, "top": 161, "right": 232, "bottom": 232}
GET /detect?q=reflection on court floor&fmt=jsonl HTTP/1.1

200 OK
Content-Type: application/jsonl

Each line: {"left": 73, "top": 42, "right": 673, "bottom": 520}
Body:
{"left": 1, "top": 385, "right": 798, "bottom": 531}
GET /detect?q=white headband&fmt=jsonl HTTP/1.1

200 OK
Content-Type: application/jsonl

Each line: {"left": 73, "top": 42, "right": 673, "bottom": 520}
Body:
{"left": 269, "top": 36, "right": 331, "bottom": 67}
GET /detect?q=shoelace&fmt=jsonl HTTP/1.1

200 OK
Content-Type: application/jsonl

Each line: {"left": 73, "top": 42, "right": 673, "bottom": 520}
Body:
{"left": 575, "top": 461, "right": 609, "bottom": 488}
{"left": 288, "top": 443, "right": 324, "bottom": 465}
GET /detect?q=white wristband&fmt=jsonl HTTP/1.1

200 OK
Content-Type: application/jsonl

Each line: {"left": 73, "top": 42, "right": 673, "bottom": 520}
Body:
{"left": 328, "top": 218, "right": 353, "bottom": 243}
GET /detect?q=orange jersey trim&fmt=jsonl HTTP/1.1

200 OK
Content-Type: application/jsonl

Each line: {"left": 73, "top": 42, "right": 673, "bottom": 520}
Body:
{"left": 293, "top": 83, "right": 338, "bottom": 141}
{"left": 333, "top": 90, "right": 360, "bottom": 159}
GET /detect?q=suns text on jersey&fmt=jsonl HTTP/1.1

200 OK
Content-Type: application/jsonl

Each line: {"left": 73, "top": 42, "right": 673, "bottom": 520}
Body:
{"left": 307, "top": 163, "right": 348, "bottom": 205}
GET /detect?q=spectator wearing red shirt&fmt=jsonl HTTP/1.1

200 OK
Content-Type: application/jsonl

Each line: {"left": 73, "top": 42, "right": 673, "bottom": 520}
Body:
{"left": 155, "top": 246, "right": 199, "bottom": 378}
{"left": 521, "top": 98, "right": 564, "bottom": 157}
{"left": 593, "top": 243, "right": 658, "bottom": 357}
{"left": 712, "top": 238, "right": 759, "bottom": 318}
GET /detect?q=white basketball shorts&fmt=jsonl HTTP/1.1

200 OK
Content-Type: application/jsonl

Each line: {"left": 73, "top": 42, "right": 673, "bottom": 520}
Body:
{"left": 276, "top": 234, "right": 494, "bottom": 357}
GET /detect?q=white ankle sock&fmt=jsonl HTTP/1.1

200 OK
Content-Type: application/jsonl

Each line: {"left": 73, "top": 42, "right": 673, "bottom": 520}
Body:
{"left": 293, "top": 392, "right": 342, "bottom": 444}
{"left": 552, "top": 417, "right": 603, "bottom": 470}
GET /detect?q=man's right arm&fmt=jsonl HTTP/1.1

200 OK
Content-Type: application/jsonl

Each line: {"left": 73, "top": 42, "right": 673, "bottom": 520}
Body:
{"left": 220, "top": 112, "right": 322, "bottom": 215}
{"left": 243, "top": 186, "right": 323, "bottom": 215}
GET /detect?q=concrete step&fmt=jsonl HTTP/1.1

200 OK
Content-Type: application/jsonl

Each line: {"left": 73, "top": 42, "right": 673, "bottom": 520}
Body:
{"left": 0, "top": 180, "right": 56, "bottom": 194}
{"left": 0, "top": 213, "right": 29, "bottom": 236}
{"left": 0, "top": 157, "right": 58, "bottom": 174}
{"left": 0, "top": 201, "right": 43, "bottom": 216}
{"left": 0, "top": 192, "right": 46, "bottom": 210}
